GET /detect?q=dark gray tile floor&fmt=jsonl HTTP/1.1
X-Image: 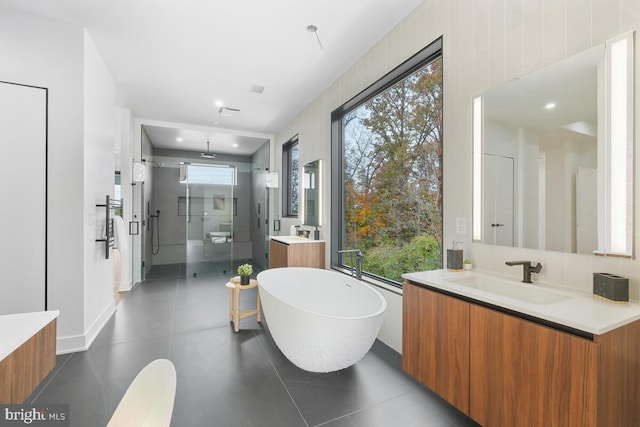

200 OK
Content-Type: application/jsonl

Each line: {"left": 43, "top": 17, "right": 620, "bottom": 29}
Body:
{"left": 28, "top": 263, "right": 479, "bottom": 427}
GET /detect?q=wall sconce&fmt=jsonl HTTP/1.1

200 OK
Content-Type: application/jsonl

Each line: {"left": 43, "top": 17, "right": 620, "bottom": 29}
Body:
{"left": 132, "top": 161, "right": 146, "bottom": 183}
{"left": 266, "top": 171, "right": 279, "bottom": 188}
{"left": 303, "top": 172, "right": 316, "bottom": 189}
{"left": 472, "top": 96, "right": 483, "bottom": 241}
{"left": 318, "top": 160, "right": 323, "bottom": 227}
{"left": 605, "top": 32, "right": 634, "bottom": 256}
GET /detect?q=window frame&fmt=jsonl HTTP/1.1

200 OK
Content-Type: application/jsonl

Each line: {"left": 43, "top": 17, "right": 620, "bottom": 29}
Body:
{"left": 282, "top": 136, "right": 299, "bottom": 218}
{"left": 330, "top": 37, "right": 443, "bottom": 288}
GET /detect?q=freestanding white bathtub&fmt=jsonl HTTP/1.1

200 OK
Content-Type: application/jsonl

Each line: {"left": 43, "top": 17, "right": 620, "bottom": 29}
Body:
{"left": 257, "top": 267, "right": 387, "bottom": 373}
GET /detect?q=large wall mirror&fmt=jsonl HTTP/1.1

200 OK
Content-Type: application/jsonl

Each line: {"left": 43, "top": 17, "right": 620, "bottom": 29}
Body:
{"left": 302, "top": 159, "right": 322, "bottom": 228}
{"left": 473, "top": 32, "right": 634, "bottom": 257}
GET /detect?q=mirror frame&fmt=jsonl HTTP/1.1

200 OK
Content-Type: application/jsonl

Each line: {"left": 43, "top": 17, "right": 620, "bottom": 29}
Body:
{"left": 301, "top": 159, "right": 322, "bottom": 227}
{"left": 473, "top": 31, "right": 634, "bottom": 257}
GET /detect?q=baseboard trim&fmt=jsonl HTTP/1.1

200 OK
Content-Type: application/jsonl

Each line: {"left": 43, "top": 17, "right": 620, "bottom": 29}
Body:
{"left": 55, "top": 301, "right": 116, "bottom": 355}
{"left": 117, "top": 279, "right": 132, "bottom": 292}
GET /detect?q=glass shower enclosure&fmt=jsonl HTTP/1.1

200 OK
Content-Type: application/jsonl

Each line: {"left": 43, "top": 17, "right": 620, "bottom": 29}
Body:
{"left": 182, "top": 163, "right": 235, "bottom": 277}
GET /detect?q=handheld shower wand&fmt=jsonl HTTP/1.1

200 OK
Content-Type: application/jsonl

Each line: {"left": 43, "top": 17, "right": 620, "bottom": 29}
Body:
{"left": 150, "top": 210, "right": 161, "bottom": 255}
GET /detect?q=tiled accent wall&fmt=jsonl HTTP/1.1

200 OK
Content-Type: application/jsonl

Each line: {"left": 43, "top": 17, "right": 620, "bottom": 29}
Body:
{"left": 274, "top": 0, "right": 640, "bottom": 350}
{"left": 378, "top": 0, "right": 640, "bottom": 297}
{"left": 451, "top": 0, "right": 640, "bottom": 298}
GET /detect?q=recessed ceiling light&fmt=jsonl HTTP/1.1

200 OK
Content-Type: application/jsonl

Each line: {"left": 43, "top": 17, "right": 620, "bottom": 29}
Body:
{"left": 232, "top": 143, "right": 239, "bottom": 148}
{"left": 214, "top": 100, "right": 223, "bottom": 107}
{"left": 544, "top": 102, "right": 556, "bottom": 110}
{"left": 176, "top": 137, "right": 183, "bottom": 142}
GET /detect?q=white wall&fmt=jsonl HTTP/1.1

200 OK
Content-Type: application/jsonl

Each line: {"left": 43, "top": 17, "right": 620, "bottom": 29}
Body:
{"left": 0, "top": 11, "right": 119, "bottom": 353}
{"left": 274, "top": 0, "right": 640, "bottom": 353}
{"left": 0, "top": 10, "right": 85, "bottom": 350}
{"left": 82, "top": 29, "right": 117, "bottom": 347}
{"left": 540, "top": 130, "right": 596, "bottom": 252}
{"left": 522, "top": 129, "right": 541, "bottom": 248}
{"left": 115, "top": 107, "right": 134, "bottom": 291}
{"left": 141, "top": 127, "right": 155, "bottom": 277}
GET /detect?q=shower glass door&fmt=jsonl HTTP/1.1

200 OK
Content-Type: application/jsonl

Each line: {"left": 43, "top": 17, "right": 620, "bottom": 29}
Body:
{"left": 183, "top": 163, "right": 235, "bottom": 278}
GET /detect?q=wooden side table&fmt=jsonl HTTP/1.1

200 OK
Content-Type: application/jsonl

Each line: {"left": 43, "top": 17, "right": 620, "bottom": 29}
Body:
{"left": 225, "top": 276, "right": 261, "bottom": 332}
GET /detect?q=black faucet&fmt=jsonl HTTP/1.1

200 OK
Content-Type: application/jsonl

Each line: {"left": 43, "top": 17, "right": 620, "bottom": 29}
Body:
{"left": 505, "top": 261, "right": 542, "bottom": 283}
{"left": 338, "top": 249, "right": 364, "bottom": 280}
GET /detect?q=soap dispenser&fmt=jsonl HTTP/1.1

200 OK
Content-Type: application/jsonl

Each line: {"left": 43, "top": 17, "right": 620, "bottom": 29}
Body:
{"left": 447, "top": 241, "right": 464, "bottom": 272}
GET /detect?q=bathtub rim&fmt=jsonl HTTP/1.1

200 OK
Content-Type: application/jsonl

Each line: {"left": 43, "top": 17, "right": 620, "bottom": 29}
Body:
{"left": 257, "top": 267, "right": 387, "bottom": 321}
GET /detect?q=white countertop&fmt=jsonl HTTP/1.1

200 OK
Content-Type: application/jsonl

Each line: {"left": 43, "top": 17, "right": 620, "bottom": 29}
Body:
{"left": 402, "top": 269, "right": 640, "bottom": 335}
{"left": 270, "top": 235, "right": 325, "bottom": 244}
{"left": 0, "top": 310, "right": 59, "bottom": 361}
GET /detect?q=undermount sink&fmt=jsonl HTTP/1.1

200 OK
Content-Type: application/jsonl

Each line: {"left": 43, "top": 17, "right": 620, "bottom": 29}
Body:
{"left": 446, "top": 275, "right": 574, "bottom": 305}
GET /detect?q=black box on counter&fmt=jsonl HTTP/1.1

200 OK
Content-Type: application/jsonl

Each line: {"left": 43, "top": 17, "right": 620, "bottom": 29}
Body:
{"left": 593, "top": 273, "right": 629, "bottom": 303}
{"left": 447, "top": 249, "right": 463, "bottom": 271}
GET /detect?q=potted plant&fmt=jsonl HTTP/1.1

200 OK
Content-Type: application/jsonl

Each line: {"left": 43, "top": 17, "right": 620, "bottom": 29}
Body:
{"left": 463, "top": 259, "right": 473, "bottom": 271}
{"left": 237, "top": 263, "right": 253, "bottom": 285}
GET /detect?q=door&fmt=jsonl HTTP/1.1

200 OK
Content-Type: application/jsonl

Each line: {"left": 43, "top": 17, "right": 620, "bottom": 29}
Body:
{"left": 484, "top": 154, "right": 514, "bottom": 246}
{"left": 0, "top": 81, "right": 47, "bottom": 314}
{"left": 251, "top": 169, "right": 268, "bottom": 269}
{"left": 184, "top": 164, "right": 234, "bottom": 277}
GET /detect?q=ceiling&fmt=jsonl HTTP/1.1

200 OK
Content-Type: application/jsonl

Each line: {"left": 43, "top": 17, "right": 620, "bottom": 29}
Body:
{"left": 483, "top": 44, "right": 602, "bottom": 132}
{"left": 0, "top": 0, "right": 424, "bottom": 155}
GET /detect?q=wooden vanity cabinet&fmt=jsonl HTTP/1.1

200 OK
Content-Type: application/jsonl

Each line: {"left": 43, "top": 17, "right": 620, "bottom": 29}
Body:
{"left": 269, "top": 239, "right": 325, "bottom": 268}
{"left": 0, "top": 318, "right": 57, "bottom": 404}
{"left": 469, "top": 304, "right": 598, "bottom": 427}
{"left": 402, "top": 281, "right": 640, "bottom": 427}
{"left": 402, "top": 284, "right": 470, "bottom": 412}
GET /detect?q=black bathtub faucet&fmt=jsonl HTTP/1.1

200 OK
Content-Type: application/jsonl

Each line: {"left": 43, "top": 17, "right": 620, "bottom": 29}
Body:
{"left": 338, "top": 249, "right": 364, "bottom": 280}
{"left": 505, "top": 260, "right": 542, "bottom": 284}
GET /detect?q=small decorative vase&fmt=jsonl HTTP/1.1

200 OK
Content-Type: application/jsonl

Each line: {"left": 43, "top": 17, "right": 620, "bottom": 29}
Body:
{"left": 240, "top": 275, "right": 250, "bottom": 285}
{"left": 463, "top": 263, "right": 473, "bottom": 271}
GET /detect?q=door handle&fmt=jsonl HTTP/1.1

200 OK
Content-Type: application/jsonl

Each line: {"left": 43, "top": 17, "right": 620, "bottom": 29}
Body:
{"left": 491, "top": 223, "right": 505, "bottom": 227}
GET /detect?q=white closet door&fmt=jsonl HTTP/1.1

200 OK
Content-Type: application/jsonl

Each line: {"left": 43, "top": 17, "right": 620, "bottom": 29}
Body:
{"left": 0, "top": 81, "right": 47, "bottom": 314}
{"left": 484, "top": 154, "right": 515, "bottom": 247}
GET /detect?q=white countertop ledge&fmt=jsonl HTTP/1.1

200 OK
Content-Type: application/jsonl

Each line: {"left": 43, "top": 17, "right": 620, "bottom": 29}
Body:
{"left": 0, "top": 310, "right": 59, "bottom": 361}
{"left": 402, "top": 269, "right": 640, "bottom": 336}
{"left": 270, "top": 236, "right": 325, "bottom": 244}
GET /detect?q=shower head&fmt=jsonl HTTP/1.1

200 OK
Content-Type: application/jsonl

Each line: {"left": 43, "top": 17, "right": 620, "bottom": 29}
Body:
{"left": 200, "top": 141, "right": 216, "bottom": 159}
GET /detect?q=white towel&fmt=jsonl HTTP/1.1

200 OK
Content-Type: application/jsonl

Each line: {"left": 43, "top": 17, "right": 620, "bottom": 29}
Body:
{"left": 113, "top": 216, "right": 128, "bottom": 251}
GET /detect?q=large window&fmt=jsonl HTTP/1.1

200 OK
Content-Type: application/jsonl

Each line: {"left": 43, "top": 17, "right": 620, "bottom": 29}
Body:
{"left": 283, "top": 137, "right": 299, "bottom": 217}
{"left": 331, "top": 39, "right": 443, "bottom": 286}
